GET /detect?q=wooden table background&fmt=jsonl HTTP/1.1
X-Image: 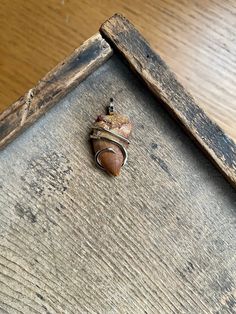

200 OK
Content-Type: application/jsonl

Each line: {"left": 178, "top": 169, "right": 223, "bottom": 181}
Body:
{"left": 0, "top": 0, "right": 236, "bottom": 141}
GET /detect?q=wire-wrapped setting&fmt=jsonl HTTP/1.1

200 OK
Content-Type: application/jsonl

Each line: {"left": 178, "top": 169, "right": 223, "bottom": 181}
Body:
{"left": 90, "top": 127, "right": 128, "bottom": 170}
{"left": 90, "top": 110, "right": 132, "bottom": 176}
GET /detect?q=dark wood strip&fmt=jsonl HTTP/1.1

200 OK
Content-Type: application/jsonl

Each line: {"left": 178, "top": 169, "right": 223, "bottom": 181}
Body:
{"left": 100, "top": 14, "right": 236, "bottom": 188}
{"left": 0, "top": 33, "right": 113, "bottom": 149}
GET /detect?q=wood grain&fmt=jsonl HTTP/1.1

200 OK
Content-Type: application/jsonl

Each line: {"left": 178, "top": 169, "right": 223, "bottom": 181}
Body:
{"left": 101, "top": 14, "right": 236, "bottom": 188}
{"left": 0, "top": 55, "right": 235, "bottom": 314}
{"left": 0, "top": 0, "right": 236, "bottom": 141}
{"left": 0, "top": 33, "right": 112, "bottom": 149}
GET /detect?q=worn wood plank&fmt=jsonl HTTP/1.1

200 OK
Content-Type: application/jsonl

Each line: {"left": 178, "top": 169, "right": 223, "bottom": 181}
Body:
{"left": 0, "top": 33, "right": 112, "bottom": 149}
{"left": 0, "top": 55, "right": 235, "bottom": 314}
{"left": 100, "top": 14, "right": 236, "bottom": 189}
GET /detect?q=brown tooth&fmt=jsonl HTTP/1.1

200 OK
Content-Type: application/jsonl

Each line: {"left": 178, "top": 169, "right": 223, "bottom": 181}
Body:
{"left": 91, "top": 112, "right": 132, "bottom": 176}
{"left": 93, "top": 140, "right": 123, "bottom": 176}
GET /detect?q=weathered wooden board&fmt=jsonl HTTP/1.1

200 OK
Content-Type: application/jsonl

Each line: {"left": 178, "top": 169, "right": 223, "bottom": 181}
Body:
{"left": 0, "top": 55, "right": 235, "bottom": 314}
{"left": 0, "top": 33, "right": 112, "bottom": 149}
{"left": 100, "top": 14, "right": 236, "bottom": 188}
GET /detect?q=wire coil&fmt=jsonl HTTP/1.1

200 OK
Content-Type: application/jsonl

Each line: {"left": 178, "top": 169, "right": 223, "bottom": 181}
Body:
{"left": 90, "top": 127, "right": 128, "bottom": 170}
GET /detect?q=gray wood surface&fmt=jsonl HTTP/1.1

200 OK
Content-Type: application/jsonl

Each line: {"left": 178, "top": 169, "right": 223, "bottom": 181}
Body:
{"left": 0, "top": 33, "right": 112, "bottom": 149}
{"left": 101, "top": 14, "right": 236, "bottom": 188}
{"left": 0, "top": 55, "right": 235, "bottom": 314}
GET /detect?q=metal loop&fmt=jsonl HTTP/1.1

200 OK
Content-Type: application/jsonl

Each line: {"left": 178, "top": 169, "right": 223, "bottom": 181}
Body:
{"left": 108, "top": 103, "right": 114, "bottom": 115}
{"left": 95, "top": 148, "right": 115, "bottom": 170}
{"left": 91, "top": 135, "right": 128, "bottom": 170}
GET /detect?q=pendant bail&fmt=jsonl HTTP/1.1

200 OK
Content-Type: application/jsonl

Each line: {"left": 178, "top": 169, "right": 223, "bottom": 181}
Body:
{"left": 108, "top": 98, "right": 114, "bottom": 115}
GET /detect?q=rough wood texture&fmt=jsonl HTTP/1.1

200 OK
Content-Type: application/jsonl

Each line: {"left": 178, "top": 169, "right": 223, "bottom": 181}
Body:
{"left": 1, "top": 0, "right": 236, "bottom": 142}
{"left": 101, "top": 14, "right": 236, "bottom": 188}
{"left": 0, "top": 55, "right": 235, "bottom": 314}
{"left": 0, "top": 33, "right": 112, "bottom": 149}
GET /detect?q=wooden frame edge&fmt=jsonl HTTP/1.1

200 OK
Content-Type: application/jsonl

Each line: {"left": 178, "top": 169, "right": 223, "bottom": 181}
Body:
{"left": 0, "top": 33, "right": 113, "bottom": 149}
{"left": 100, "top": 14, "right": 236, "bottom": 188}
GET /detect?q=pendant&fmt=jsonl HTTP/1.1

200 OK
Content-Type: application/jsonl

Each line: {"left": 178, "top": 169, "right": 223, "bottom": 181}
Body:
{"left": 90, "top": 101, "right": 132, "bottom": 176}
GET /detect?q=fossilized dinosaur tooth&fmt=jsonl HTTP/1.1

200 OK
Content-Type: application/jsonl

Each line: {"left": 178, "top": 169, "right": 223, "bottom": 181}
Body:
{"left": 91, "top": 112, "right": 132, "bottom": 176}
